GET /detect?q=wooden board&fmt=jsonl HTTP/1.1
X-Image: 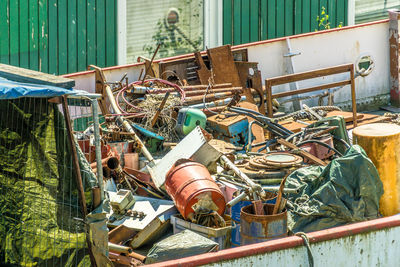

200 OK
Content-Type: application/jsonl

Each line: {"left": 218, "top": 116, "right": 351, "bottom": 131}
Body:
{"left": 0, "top": 63, "right": 75, "bottom": 88}
{"left": 207, "top": 45, "right": 241, "bottom": 87}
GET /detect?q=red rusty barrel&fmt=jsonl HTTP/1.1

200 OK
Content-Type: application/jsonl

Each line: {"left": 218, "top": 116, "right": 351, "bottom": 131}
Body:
{"left": 165, "top": 159, "right": 226, "bottom": 220}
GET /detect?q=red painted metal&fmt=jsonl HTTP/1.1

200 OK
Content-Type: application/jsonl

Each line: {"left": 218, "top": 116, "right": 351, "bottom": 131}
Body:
{"left": 146, "top": 215, "right": 400, "bottom": 267}
{"left": 165, "top": 160, "right": 226, "bottom": 220}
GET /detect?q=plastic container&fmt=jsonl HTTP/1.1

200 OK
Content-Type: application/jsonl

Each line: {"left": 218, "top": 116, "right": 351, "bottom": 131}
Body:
{"left": 171, "top": 214, "right": 232, "bottom": 249}
{"left": 165, "top": 159, "right": 226, "bottom": 220}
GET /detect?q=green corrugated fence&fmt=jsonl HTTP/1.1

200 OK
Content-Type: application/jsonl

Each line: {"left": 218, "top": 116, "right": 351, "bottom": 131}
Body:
{"left": 0, "top": 0, "right": 117, "bottom": 75}
{"left": 223, "top": 0, "right": 348, "bottom": 45}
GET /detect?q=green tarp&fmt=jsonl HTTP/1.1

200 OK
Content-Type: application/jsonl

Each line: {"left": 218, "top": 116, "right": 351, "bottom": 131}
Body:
{"left": 285, "top": 145, "right": 384, "bottom": 233}
{"left": 0, "top": 98, "right": 97, "bottom": 266}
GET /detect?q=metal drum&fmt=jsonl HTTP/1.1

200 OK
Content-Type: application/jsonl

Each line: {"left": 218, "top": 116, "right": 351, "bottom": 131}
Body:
{"left": 240, "top": 203, "right": 287, "bottom": 245}
{"left": 165, "top": 159, "right": 226, "bottom": 220}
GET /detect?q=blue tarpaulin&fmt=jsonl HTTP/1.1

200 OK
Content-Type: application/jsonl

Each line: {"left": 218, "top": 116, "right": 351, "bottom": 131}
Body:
{"left": 0, "top": 77, "right": 86, "bottom": 99}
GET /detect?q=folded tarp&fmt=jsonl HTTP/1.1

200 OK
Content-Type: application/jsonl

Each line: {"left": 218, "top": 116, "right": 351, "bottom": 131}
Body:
{"left": 285, "top": 145, "right": 384, "bottom": 233}
{"left": 0, "top": 77, "right": 88, "bottom": 99}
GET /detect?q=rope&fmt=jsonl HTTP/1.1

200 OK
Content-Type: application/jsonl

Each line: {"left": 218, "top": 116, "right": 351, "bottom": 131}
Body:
{"left": 295, "top": 232, "right": 314, "bottom": 267}
{"left": 274, "top": 106, "right": 342, "bottom": 122}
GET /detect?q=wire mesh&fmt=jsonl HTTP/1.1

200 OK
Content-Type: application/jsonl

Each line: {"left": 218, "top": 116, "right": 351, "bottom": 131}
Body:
{"left": 0, "top": 96, "right": 99, "bottom": 266}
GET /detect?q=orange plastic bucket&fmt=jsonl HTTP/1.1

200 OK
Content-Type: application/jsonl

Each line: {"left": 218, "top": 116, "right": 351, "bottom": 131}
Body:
{"left": 165, "top": 159, "right": 226, "bottom": 220}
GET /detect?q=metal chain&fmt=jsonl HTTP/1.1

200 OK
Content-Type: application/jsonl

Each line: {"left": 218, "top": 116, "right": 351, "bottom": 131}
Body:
{"left": 295, "top": 232, "right": 314, "bottom": 267}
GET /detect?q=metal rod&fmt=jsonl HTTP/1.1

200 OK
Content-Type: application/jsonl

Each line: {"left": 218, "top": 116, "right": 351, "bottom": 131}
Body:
{"left": 141, "top": 43, "right": 161, "bottom": 83}
{"left": 91, "top": 99, "right": 104, "bottom": 201}
{"left": 105, "top": 84, "right": 155, "bottom": 166}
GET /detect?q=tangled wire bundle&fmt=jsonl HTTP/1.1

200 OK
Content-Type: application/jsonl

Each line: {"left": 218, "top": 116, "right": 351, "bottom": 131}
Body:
{"left": 137, "top": 94, "right": 183, "bottom": 141}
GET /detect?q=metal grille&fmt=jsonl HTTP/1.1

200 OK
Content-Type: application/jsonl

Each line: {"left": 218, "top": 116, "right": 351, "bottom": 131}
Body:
{"left": 0, "top": 96, "right": 100, "bottom": 266}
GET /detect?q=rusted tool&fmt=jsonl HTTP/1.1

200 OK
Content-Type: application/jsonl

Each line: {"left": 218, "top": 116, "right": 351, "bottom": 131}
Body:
{"left": 141, "top": 43, "right": 161, "bottom": 83}
{"left": 150, "top": 92, "right": 170, "bottom": 128}
{"left": 273, "top": 174, "right": 289, "bottom": 215}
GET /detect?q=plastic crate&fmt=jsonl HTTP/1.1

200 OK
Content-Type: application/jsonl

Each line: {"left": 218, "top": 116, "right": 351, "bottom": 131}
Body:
{"left": 170, "top": 214, "right": 232, "bottom": 249}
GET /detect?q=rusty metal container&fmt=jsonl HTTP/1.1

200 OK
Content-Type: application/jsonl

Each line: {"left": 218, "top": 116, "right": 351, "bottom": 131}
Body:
{"left": 165, "top": 159, "right": 226, "bottom": 220}
{"left": 240, "top": 203, "right": 287, "bottom": 245}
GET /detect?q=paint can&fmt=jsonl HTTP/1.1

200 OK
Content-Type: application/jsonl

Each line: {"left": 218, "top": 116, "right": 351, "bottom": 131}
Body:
{"left": 230, "top": 195, "right": 276, "bottom": 247}
{"left": 165, "top": 159, "right": 226, "bottom": 220}
{"left": 240, "top": 203, "right": 287, "bottom": 245}
{"left": 353, "top": 123, "right": 400, "bottom": 216}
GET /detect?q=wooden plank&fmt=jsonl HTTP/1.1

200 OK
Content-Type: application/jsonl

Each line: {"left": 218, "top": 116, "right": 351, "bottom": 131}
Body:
{"left": 29, "top": 0, "right": 39, "bottom": 70}
{"left": 77, "top": 0, "right": 87, "bottom": 71}
{"left": 0, "top": 63, "right": 75, "bottom": 88}
{"left": 58, "top": 0, "right": 68, "bottom": 74}
{"left": 276, "top": 0, "right": 285, "bottom": 37}
{"left": 48, "top": 0, "right": 58, "bottom": 74}
{"left": 96, "top": 0, "right": 106, "bottom": 67}
{"left": 267, "top": 0, "right": 276, "bottom": 39}
{"left": 87, "top": 0, "right": 96, "bottom": 66}
{"left": 19, "top": 0, "right": 29, "bottom": 69}
{"left": 302, "top": 0, "right": 311, "bottom": 32}
{"left": 223, "top": 0, "right": 233, "bottom": 45}
{"left": 233, "top": 0, "right": 241, "bottom": 45}
{"left": 105, "top": 0, "right": 116, "bottom": 67}
{"left": 277, "top": 138, "right": 327, "bottom": 166}
{"left": 294, "top": 0, "right": 303, "bottom": 35}
{"left": 285, "top": 0, "right": 294, "bottom": 36}
{"left": 310, "top": 0, "right": 319, "bottom": 31}
{"left": 67, "top": 0, "right": 77, "bottom": 73}
{"left": 267, "top": 64, "right": 352, "bottom": 86}
{"left": 207, "top": 45, "right": 241, "bottom": 87}
{"left": 9, "top": 0, "right": 19, "bottom": 66}
{"left": 272, "top": 80, "right": 350, "bottom": 99}
{"left": 260, "top": 0, "right": 267, "bottom": 40}
{"left": 249, "top": 0, "right": 259, "bottom": 43}
{"left": 39, "top": 0, "right": 48, "bottom": 73}
{"left": 0, "top": 0, "right": 10, "bottom": 64}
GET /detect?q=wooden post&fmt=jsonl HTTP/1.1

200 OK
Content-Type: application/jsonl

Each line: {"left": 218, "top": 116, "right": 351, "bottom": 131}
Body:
{"left": 350, "top": 64, "right": 358, "bottom": 127}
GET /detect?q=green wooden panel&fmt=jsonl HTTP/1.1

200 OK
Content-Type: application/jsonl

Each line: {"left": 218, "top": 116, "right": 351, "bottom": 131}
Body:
{"left": 96, "top": 0, "right": 106, "bottom": 67}
{"left": 58, "top": 0, "right": 67, "bottom": 74}
{"left": 223, "top": 0, "right": 233, "bottom": 44}
{"left": 9, "top": 0, "right": 19, "bottom": 66}
{"left": 328, "top": 0, "right": 337, "bottom": 28}
{"left": 233, "top": 0, "right": 241, "bottom": 45}
{"left": 105, "top": 0, "right": 116, "bottom": 66}
{"left": 294, "top": 0, "right": 303, "bottom": 34}
{"left": 249, "top": 0, "right": 259, "bottom": 43}
{"left": 38, "top": 0, "right": 48, "bottom": 73}
{"left": 0, "top": 0, "right": 10, "bottom": 64}
{"left": 68, "top": 0, "right": 77, "bottom": 73}
{"left": 241, "top": 0, "right": 250, "bottom": 44}
{"left": 285, "top": 0, "right": 294, "bottom": 36}
{"left": 19, "top": 0, "right": 29, "bottom": 68}
{"left": 260, "top": 0, "right": 268, "bottom": 40}
{"left": 77, "top": 0, "right": 87, "bottom": 71}
{"left": 337, "top": 0, "right": 346, "bottom": 26}
{"left": 319, "top": 0, "right": 327, "bottom": 30}
{"left": 276, "top": 0, "right": 285, "bottom": 37}
{"left": 302, "top": 0, "right": 311, "bottom": 32}
{"left": 87, "top": 0, "right": 96, "bottom": 66}
{"left": 267, "top": 0, "right": 276, "bottom": 39}
{"left": 48, "top": 0, "right": 58, "bottom": 74}
{"left": 310, "top": 0, "right": 319, "bottom": 31}
{"left": 29, "top": 0, "right": 39, "bottom": 70}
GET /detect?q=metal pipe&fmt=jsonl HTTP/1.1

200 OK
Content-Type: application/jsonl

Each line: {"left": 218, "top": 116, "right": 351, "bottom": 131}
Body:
{"left": 221, "top": 155, "right": 265, "bottom": 199}
{"left": 189, "top": 96, "right": 246, "bottom": 109}
{"left": 108, "top": 242, "right": 133, "bottom": 254}
{"left": 91, "top": 99, "right": 104, "bottom": 200}
{"left": 105, "top": 84, "right": 155, "bottom": 166}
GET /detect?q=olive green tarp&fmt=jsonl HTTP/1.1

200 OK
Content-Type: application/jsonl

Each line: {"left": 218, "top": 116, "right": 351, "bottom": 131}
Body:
{"left": 0, "top": 98, "right": 98, "bottom": 266}
{"left": 285, "top": 145, "right": 384, "bottom": 233}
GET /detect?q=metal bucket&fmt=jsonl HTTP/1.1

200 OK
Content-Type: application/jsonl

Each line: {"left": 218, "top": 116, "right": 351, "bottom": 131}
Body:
{"left": 231, "top": 195, "right": 276, "bottom": 247}
{"left": 165, "top": 159, "right": 226, "bottom": 220}
{"left": 240, "top": 203, "right": 287, "bottom": 245}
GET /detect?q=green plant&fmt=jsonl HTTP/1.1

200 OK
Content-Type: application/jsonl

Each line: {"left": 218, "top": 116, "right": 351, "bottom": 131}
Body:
{"left": 316, "top": 6, "right": 343, "bottom": 31}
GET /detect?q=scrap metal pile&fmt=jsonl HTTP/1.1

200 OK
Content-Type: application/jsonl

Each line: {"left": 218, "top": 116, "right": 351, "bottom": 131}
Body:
{"left": 78, "top": 45, "right": 385, "bottom": 266}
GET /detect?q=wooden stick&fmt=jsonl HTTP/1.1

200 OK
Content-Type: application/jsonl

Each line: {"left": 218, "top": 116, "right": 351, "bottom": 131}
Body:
{"left": 273, "top": 174, "right": 289, "bottom": 215}
{"left": 277, "top": 138, "right": 327, "bottom": 166}
{"left": 62, "top": 96, "right": 97, "bottom": 267}
{"left": 150, "top": 92, "right": 170, "bottom": 128}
